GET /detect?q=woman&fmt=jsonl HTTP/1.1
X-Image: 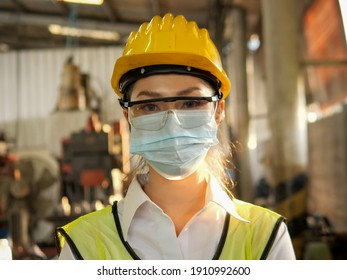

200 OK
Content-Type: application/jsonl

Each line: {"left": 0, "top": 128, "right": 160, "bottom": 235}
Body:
{"left": 56, "top": 13, "right": 296, "bottom": 260}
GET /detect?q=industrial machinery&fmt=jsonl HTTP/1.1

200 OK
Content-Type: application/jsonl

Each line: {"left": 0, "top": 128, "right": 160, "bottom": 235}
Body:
{"left": 0, "top": 141, "right": 60, "bottom": 259}
{"left": 60, "top": 123, "right": 115, "bottom": 213}
{"left": 303, "top": 213, "right": 334, "bottom": 260}
{"left": 56, "top": 56, "right": 86, "bottom": 111}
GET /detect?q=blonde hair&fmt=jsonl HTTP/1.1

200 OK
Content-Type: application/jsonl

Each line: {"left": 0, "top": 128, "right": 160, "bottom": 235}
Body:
{"left": 206, "top": 130, "right": 236, "bottom": 193}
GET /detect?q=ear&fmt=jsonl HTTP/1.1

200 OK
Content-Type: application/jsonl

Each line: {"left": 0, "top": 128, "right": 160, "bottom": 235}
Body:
{"left": 123, "top": 108, "right": 128, "bottom": 120}
{"left": 215, "top": 100, "right": 225, "bottom": 125}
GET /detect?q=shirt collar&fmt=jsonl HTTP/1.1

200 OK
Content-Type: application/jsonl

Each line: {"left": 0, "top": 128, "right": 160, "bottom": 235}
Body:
{"left": 205, "top": 176, "right": 250, "bottom": 223}
{"left": 120, "top": 175, "right": 249, "bottom": 240}
{"left": 120, "top": 177, "right": 150, "bottom": 241}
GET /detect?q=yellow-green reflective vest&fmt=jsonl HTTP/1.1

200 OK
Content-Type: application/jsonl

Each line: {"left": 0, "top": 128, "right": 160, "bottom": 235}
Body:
{"left": 56, "top": 200, "right": 284, "bottom": 260}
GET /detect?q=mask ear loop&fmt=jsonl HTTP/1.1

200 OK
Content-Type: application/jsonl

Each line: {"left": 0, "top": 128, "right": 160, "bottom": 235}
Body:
{"left": 137, "top": 169, "right": 149, "bottom": 187}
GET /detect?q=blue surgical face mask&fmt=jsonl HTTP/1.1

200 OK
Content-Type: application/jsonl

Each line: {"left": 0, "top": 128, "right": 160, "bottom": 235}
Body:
{"left": 129, "top": 110, "right": 219, "bottom": 180}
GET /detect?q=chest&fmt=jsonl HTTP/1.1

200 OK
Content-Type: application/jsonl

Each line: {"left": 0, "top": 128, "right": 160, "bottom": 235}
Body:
{"left": 125, "top": 204, "right": 227, "bottom": 259}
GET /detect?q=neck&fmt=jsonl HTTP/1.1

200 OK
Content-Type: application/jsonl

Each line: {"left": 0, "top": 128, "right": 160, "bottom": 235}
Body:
{"left": 145, "top": 167, "right": 207, "bottom": 203}
{"left": 144, "top": 166, "right": 208, "bottom": 235}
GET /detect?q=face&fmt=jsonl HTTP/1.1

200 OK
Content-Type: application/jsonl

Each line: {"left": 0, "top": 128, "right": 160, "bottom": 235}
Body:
{"left": 124, "top": 74, "right": 223, "bottom": 180}
{"left": 123, "top": 74, "right": 225, "bottom": 125}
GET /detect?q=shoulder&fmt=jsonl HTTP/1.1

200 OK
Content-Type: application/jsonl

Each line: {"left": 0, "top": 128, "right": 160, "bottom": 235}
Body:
{"left": 78, "top": 205, "right": 113, "bottom": 220}
{"left": 232, "top": 199, "right": 283, "bottom": 224}
{"left": 62, "top": 205, "right": 114, "bottom": 231}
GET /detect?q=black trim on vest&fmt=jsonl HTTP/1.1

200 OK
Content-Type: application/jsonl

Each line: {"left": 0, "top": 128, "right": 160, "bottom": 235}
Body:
{"left": 112, "top": 201, "right": 141, "bottom": 260}
{"left": 112, "top": 201, "right": 231, "bottom": 260}
{"left": 212, "top": 212, "right": 230, "bottom": 260}
{"left": 260, "top": 216, "right": 286, "bottom": 260}
{"left": 56, "top": 227, "right": 84, "bottom": 260}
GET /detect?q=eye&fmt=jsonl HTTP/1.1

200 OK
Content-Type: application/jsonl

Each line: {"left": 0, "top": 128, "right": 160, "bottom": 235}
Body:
{"left": 134, "top": 103, "right": 160, "bottom": 113}
{"left": 181, "top": 100, "right": 208, "bottom": 109}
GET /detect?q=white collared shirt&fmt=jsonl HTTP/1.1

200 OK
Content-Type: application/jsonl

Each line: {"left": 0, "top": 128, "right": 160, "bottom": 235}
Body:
{"left": 59, "top": 176, "right": 296, "bottom": 260}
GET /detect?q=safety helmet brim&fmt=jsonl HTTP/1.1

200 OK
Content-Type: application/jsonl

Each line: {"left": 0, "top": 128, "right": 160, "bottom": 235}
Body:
{"left": 111, "top": 52, "right": 231, "bottom": 99}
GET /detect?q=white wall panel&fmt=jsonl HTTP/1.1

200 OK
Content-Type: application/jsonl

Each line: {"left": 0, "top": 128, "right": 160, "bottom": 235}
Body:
{"left": 0, "top": 52, "right": 18, "bottom": 123}
{"left": 0, "top": 46, "right": 123, "bottom": 151}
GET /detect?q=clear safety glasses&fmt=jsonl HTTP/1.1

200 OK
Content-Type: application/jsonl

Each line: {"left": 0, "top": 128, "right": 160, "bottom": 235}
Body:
{"left": 122, "top": 95, "right": 220, "bottom": 131}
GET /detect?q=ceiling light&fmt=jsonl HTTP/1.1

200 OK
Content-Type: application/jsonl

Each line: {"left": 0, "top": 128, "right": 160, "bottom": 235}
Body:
{"left": 48, "top": 24, "right": 120, "bottom": 41}
{"left": 56, "top": 0, "right": 104, "bottom": 5}
{"left": 247, "top": 34, "right": 261, "bottom": 52}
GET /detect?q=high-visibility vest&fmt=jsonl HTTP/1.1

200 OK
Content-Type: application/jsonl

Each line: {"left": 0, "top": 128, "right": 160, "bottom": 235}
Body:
{"left": 56, "top": 200, "right": 284, "bottom": 260}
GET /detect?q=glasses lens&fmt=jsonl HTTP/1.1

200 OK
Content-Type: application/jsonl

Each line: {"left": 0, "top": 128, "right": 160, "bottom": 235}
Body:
{"left": 129, "top": 98, "right": 218, "bottom": 131}
{"left": 175, "top": 109, "right": 215, "bottom": 129}
{"left": 130, "top": 111, "right": 167, "bottom": 131}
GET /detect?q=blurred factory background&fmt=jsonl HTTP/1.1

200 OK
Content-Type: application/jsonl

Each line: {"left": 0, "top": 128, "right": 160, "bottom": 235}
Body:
{"left": 0, "top": 0, "right": 347, "bottom": 260}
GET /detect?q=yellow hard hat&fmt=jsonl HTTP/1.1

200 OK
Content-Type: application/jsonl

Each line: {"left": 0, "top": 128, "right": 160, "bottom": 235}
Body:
{"left": 111, "top": 13, "right": 231, "bottom": 99}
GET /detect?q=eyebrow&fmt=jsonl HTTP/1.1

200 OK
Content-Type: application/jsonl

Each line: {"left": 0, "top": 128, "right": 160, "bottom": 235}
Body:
{"left": 177, "top": 87, "right": 202, "bottom": 96}
{"left": 134, "top": 90, "right": 162, "bottom": 99}
{"left": 134, "top": 87, "right": 203, "bottom": 99}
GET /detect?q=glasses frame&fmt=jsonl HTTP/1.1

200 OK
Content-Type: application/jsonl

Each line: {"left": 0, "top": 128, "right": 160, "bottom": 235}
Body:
{"left": 119, "top": 94, "right": 220, "bottom": 109}
{"left": 125, "top": 94, "right": 221, "bottom": 131}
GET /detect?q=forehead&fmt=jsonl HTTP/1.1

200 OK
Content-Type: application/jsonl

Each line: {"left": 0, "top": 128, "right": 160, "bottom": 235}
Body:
{"left": 130, "top": 74, "right": 214, "bottom": 100}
